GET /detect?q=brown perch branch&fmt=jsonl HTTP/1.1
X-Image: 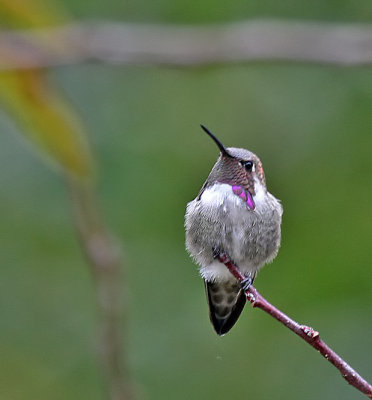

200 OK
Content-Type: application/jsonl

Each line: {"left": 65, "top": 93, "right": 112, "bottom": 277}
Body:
{"left": 218, "top": 253, "right": 372, "bottom": 399}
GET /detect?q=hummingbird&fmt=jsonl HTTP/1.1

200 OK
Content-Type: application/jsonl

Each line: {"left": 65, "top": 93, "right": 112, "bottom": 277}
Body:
{"left": 185, "top": 125, "right": 283, "bottom": 335}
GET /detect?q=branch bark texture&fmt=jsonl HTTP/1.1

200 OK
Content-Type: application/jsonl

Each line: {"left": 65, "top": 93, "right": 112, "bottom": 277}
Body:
{"left": 218, "top": 253, "right": 372, "bottom": 399}
{"left": 1, "top": 19, "right": 372, "bottom": 69}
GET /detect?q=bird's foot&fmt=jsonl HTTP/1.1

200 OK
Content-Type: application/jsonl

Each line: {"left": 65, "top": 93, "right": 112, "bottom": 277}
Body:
{"left": 212, "top": 247, "right": 220, "bottom": 259}
{"left": 240, "top": 275, "right": 253, "bottom": 291}
{"left": 212, "top": 247, "right": 231, "bottom": 264}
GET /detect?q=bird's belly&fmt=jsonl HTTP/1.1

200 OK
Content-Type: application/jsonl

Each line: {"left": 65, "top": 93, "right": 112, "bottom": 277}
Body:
{"left": 185, "top": 183, "right": 282, "bottom": 282}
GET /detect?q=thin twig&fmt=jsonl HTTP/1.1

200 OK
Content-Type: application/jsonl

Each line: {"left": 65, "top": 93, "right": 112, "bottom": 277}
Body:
{"left": 218, "top": 253, "right": 372, "bottom": 399}
{"left": 67, "top": 177, "right": 133, "bottom": 400}
{"left": 1, "top": 19, "right": 372, "bottom": 70}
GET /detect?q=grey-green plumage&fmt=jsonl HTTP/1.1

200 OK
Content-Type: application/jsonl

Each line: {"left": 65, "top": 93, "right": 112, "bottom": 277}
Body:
{"left": 185, "top": 126, "right": 282, "bottom": 335}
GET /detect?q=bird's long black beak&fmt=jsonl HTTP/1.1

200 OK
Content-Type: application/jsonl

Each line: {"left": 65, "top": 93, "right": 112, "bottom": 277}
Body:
{"left": 200, "top": 125, "right": 232, "bottom": 158}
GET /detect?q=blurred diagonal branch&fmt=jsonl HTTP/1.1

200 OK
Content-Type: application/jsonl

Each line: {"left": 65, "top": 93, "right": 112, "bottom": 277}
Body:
{"left": 1, "top": 19, "right": 372, "bottom": 69}
{"left": 0, "top": 54, "right": 133, "bottom": 397}
{"left": 68, "top": 178, "right": 133, "bottom": 400}
{"left": 0, "top": 38, "right": 133, "bottom": 398}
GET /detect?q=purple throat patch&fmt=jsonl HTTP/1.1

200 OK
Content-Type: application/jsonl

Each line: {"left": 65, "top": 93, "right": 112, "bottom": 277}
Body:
{"left": 232, "top": 185, "right": 255, "bottom": 210}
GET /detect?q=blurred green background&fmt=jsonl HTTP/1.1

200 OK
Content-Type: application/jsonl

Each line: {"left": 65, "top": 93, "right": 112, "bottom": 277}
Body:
{"left": 1, "top": 1, "right": 372, "bottom": 399}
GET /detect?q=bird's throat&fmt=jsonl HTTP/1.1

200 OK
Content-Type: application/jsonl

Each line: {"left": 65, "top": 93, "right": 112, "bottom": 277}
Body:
{"left": 232, "top": 185, "right": 255, "bottom": 210}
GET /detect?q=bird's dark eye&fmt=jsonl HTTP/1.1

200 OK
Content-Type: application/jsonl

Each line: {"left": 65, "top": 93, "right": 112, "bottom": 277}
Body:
{"left": 241, "top": 160, "right": 253, "bottom": 172}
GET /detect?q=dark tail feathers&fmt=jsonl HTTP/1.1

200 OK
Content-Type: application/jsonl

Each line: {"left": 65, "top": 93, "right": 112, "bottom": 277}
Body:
{"left": 205, "top": 280, "right": 246, "bottom": 335}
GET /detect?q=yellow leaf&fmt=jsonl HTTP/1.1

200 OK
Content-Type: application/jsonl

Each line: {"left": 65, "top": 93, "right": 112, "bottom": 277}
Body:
{"left": 0, "top": 0, "right": 65, "bottom": 28}
{"left": 0, "top": 70, "right": 94, "bottom": 178}
{"left": 0, "top": 0, "right": 94, "bottom": 179}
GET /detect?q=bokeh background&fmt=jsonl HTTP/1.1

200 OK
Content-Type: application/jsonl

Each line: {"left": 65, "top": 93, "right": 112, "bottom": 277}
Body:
{"left": 1, "top": 1, "right": 372, "bottom": 399}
